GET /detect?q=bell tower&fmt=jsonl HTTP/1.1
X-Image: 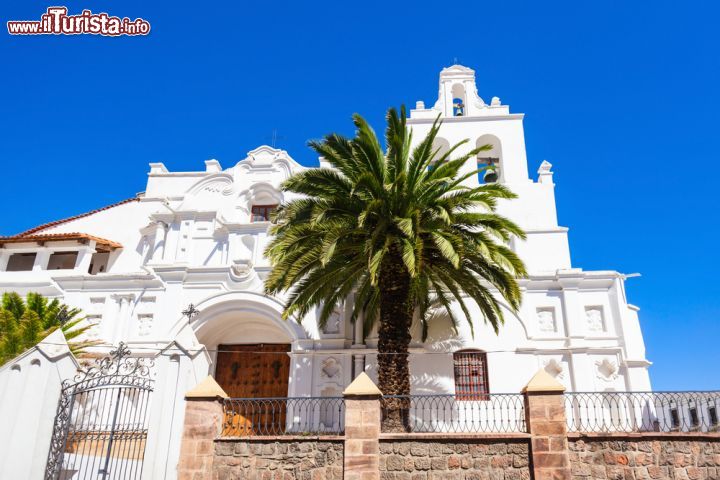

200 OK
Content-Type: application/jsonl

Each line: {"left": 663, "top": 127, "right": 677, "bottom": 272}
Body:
{"left": 433, "top": 64, "right": 486, "bottom": 118}
{"left": 408, "top": 65, "right": 572, "bottom": 272}
{"left": 409, "top": 64, "right": 524, "bottom": 184}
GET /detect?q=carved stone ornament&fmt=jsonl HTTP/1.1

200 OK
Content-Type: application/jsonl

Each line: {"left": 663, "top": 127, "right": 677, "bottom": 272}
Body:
{"left": 322, "top": 309, "right": 342, "bottom": 335}
{"left": 596, "top": 358, "right": 619, "bottom": 382}
{"left": 586, "top": 307, "right": 605, "bottom": 332}
{"left": 321, "top": 357, "right": 341, "bottom": 379}
{"left": 537, "top": 308, "right": 556, "bottom": 333}
{"left": 544, "top": 358, "right": 564, "bottom": 379}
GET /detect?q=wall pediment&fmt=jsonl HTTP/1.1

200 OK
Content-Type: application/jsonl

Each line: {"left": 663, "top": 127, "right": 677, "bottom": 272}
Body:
{"left": 236, "top": 145, "right": 304, "bottom": 180}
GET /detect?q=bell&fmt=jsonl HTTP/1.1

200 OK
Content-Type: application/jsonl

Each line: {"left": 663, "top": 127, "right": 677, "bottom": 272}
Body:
{"left": 483, "top": 169, "right": 498, "bottom": 183}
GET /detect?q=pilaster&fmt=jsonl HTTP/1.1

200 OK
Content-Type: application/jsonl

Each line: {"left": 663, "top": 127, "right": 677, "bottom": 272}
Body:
{"left": 151, "top": 221, "right": 167, "bottom": 263}
{"left": 32, "top": 250, "right": 50, "bottom": 271}
{"left": 74, "top": 242, "right": 96, "bottom": 273}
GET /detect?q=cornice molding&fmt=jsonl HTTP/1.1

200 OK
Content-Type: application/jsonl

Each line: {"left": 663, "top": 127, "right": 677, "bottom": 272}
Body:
{"left": 408, "top": 113, "right": 524, "bottom": 125}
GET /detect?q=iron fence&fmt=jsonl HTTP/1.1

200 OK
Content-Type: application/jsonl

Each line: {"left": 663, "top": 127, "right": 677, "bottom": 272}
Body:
{"left": 221, "top": 391, "right": 720, "bottom": 436}
{"left": 381, "top": 394, "right": 526, "bottom": 433}
{"left": 222, "top": 397, "right": 345, "bottom": 436}
{"left": 565, "top": 391, "right": 720, "bottom": 433}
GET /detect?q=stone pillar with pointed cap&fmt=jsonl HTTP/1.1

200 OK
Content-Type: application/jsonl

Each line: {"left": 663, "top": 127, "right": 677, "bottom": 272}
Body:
{"left": 523, "top": 368, "right": 572, "bottom": 480}
{"left": 343, "top": 372, "right": 382, "bottom": 480}
{"left": 177, "top": 376, "right": 227, "bottom": 480}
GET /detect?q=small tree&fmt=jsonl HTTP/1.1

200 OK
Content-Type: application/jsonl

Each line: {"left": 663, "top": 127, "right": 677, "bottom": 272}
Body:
{"left": 0, "top": 292, "right": 98, "bottom": 365}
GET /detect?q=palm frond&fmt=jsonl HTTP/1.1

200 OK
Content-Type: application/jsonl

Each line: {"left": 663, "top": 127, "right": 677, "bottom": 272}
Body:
{"left": 264, "top": 105, "right": 527, "bottom": 397}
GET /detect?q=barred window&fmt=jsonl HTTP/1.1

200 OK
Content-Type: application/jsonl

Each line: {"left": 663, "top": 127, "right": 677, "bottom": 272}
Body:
{"left": 453, "top": 350, "right": 489, "bottom": 400}
{"left": 251, "top": 204, "right": 277, "bottom": 223}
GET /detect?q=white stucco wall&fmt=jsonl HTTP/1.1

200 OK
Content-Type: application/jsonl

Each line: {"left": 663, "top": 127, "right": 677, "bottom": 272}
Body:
{"left": 0, "top": 64, "right": 653, "bottom": 478}
{"left": 0, "top": 330, "right": 78, "bottom": 480}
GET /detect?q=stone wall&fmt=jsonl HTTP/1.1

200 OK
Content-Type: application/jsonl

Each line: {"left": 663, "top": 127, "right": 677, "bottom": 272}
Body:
{"left": 178, "top": 374, "right": 720, "bottom": 480}
{"left": 569, "top": 437, "right": 720, "bottom": 480}
{"left": 379, "top": 439, "right": 531, "bottom": 480}
{"left": 213, "top": 439, "right": 344, "bottom": 479}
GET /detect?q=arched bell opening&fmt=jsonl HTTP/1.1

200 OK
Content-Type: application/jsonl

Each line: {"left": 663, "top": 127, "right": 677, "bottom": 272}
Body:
{"left": 451, "top": 84, "right": 467, "bottom": 117}
{"left": 476, "top": 134, "right": 503, "bottom": 184}
{"left": 430, "top": 137, "right": 451, "bottom": 171}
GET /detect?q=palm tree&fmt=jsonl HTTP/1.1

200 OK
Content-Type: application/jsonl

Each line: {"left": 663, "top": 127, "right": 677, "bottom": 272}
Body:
{"left": 265, "top": 106, "right": 526, "bottom": 429}
{"left": 0, "top": 292, "right": 98, "bottom": 365}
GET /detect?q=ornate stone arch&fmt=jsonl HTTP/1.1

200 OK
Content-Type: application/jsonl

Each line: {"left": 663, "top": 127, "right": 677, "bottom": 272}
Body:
{"left": 431, "top": 137, "right": 451, "bottom": 168}
{"left": 170, "top": 291, "right": 309, "bottom": 351}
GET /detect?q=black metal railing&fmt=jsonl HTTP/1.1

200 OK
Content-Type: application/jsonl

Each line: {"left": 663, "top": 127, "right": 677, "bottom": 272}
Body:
{"left": 565, "top": 391, "right": 720, "bottom": 433}
{"left": 381, "top": 394, "right": 526, "bottom": 433}
{"left": 222, "top": 397, "right": 345, "bottom": 436}
{"left": 220, "top": 391, "right": 720, "bottom": 437}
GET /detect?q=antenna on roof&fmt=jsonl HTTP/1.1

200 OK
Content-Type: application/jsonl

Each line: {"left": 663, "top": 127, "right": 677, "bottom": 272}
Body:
{"left": 265, "top": 129, "right": 286, "bottom": 148}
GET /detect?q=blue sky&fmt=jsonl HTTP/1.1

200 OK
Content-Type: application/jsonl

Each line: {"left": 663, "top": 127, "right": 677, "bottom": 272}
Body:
{"left": 1, "top": 1, "right": 718, "bottom": 390}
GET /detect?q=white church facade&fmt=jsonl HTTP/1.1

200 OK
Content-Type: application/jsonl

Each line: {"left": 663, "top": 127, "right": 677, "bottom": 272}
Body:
{"left": 0, "top": 66, "right": 652, "bottom": 458}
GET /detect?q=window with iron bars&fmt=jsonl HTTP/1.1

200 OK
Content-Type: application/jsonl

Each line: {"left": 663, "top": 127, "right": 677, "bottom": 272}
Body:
{"left": 453, "top": 350, "right": 489, "bottom": 400}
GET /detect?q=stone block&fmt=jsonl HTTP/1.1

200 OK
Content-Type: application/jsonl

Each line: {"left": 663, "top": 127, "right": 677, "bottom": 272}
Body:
{"left": 428, "top": 443, "right": 443, "bottom": 457}
{"left": 233, "top": 442, "right": 249, "bottom": 455}
{"left": 447, "top": 456, "right": 461, "bottom": 469}
{"left": 430, "top": 457, "right": 447, "bottom": 470}
{"left": 532, "top": 421, "right": 567, "bottom": 436}
{"left": 196, "top": 440, "right": 213, "bottom": 456}
{"left": 395, "top": 443, "right": 410, "bottom": 455}
{"left": 469, "top": 443, "right": 490, "bottom": 457}
{"left": 380, "top": 442, "right": 394, "bottom": 454}
{"left": 363, "top": 440, "right": 379, "bottom": 455}
{"left": 532, "top": 437, "right": 550, "bottom": 452}
{"left": 386, "top": 455, "right": 405, "bottom": 471}
{"left": 410, "top": 442, "right": 429, "bottom": 456}
{"left": 347, "top": 440, "right": 364, "bottom": 455}
{"left": 534, "top": 452, "right": 569, "bottom": 469}
{"left": 488, "top": 443, "right": 509, "bottom": 455}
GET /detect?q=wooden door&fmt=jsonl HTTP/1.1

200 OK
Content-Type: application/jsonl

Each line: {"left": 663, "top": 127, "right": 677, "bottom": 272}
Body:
{"left": 215, "top": 344, "right": 290, "bottom": 435}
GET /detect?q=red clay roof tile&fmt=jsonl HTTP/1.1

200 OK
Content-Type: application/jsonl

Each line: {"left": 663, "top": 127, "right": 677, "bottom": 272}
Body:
{"left": 0, "top": 233, "right": 122, "bottom": 250}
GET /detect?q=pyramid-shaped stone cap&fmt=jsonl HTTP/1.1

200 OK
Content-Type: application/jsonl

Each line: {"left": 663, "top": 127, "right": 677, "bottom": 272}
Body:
{"left": 185, "top": 375, "right": 228, "bottom": 399}
{"left": 522, "top": 368, "right": 566, "bottom": 393}
{"left": 343, "top": 372, "right": 382, "bottom": 397}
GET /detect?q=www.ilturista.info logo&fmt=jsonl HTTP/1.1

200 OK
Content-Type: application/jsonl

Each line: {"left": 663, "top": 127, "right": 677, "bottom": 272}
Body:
{"left": 7, "top": 7, "right": 150, "bottom": 36}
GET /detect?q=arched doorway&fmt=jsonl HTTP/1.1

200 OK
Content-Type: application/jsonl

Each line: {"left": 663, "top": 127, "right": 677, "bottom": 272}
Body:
{"left": 174, "top": 291, "right": 308, "bottom": 399}
{"left": 176, "top": 292, "right": 310, "bottom": 434}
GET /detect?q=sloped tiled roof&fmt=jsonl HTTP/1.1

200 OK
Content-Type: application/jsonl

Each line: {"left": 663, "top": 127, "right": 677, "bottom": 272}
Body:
{"left": 0, "top": 232, "right": 122, "bottom": 250}
{"left": 16, "top": 197, "right": 139, "bottom": 236}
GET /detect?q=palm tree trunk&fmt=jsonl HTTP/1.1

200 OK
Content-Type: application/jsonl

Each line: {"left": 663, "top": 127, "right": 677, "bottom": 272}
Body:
{"left": 377, "top": 246, "right": 413, "bottom": 432}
